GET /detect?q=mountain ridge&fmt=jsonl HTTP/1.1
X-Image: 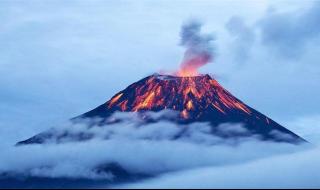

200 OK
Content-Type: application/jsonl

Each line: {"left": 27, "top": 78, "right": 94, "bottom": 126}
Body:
{"left": 17, "top": 73, "right": 306, "bottom": 145}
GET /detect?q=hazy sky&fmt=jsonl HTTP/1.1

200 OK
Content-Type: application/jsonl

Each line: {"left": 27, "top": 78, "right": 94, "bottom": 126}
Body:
{"left": 0, "top": 0, "right": 320, "bottom": 143}
{"left": 1, "top": 1, "right": 320, "bottom": 188}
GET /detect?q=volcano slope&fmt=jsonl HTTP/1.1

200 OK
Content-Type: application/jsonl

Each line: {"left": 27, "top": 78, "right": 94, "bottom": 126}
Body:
{"left": 17, "top": 74, "right": 306, "bottom": 145}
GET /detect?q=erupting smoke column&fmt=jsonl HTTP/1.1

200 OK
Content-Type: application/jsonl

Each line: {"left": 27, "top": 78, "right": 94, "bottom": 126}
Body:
{"left": 178, "top": 20, "right": 215, "bottom": 76}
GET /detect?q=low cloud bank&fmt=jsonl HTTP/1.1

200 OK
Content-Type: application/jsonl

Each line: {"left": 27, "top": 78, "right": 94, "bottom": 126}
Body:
{"left": 0, "top": 112, "right": 309, "bottom": 182}
{"left": 124, "top": 146, "right": 320, "bottom": 188}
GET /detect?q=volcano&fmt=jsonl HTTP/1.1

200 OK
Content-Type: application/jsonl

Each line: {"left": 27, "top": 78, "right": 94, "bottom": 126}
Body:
{"left": 17, "top": 73, "right": 305, "bottom": 145}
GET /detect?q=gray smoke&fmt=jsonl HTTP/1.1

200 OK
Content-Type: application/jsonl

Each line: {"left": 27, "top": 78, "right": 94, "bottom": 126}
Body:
{"left": 178, "top": 20, "right": 215, "bottom": 75}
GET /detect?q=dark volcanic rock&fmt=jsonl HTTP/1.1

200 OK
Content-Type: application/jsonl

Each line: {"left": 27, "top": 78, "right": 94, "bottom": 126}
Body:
{"left": 17, "top": 74, "right": 306, "bottom": 145}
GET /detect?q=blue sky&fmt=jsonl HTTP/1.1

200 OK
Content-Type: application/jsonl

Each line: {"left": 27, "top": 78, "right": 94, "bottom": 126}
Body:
{"left": 0, "top": 0, "right": 320, "bottom": 144}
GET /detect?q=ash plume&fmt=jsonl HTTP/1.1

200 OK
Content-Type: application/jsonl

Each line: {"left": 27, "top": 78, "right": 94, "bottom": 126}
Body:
{"left": 178, "top": 20, "right": 215, "bottom": 76}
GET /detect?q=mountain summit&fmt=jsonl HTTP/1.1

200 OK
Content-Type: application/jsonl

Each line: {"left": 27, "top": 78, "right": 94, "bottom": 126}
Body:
{"left": 17, "top": 74, "right": 305, "bottom": 145}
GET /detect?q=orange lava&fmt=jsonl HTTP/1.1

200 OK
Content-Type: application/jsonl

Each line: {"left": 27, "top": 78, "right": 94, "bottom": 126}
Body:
{"left": 108, "top": 93, "right": 123, "bottom": 108}
{"left": 106, "top": 74, "right": 251, "bottom": 119}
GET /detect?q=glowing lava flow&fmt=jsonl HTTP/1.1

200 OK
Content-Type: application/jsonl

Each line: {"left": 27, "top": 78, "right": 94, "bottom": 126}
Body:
{"left": 106, "top": 74, "right": 251, "bottom": 119}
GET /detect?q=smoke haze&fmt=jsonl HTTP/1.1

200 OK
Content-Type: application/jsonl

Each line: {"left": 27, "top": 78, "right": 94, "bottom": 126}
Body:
{"left": 178, "top": 20, "right": 215, "bottom": 76}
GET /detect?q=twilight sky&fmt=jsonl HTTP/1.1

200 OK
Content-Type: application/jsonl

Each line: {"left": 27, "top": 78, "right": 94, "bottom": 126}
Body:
{"left": 0, "top": 0, "right": 320, "bottom": 144}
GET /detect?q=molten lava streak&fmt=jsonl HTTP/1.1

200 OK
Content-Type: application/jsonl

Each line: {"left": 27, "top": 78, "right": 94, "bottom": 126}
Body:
{"left": 106, "top": 74, "right": 251, "bottom": 119}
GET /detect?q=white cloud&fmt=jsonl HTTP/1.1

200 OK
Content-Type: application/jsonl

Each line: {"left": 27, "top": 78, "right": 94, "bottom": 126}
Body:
{"left": 0, "top": 114, "right": 308, "bottom": 182}
{"left": 123, "top": 146, "right": 320, "bottom": 188}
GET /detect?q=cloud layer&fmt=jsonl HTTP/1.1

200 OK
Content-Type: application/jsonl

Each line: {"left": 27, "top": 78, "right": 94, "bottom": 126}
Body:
{"left": 124, "top": 146, "right": 320, "bottom": 188}
{"left": 0, "top": 113, "right": 308, "bottom": 182}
